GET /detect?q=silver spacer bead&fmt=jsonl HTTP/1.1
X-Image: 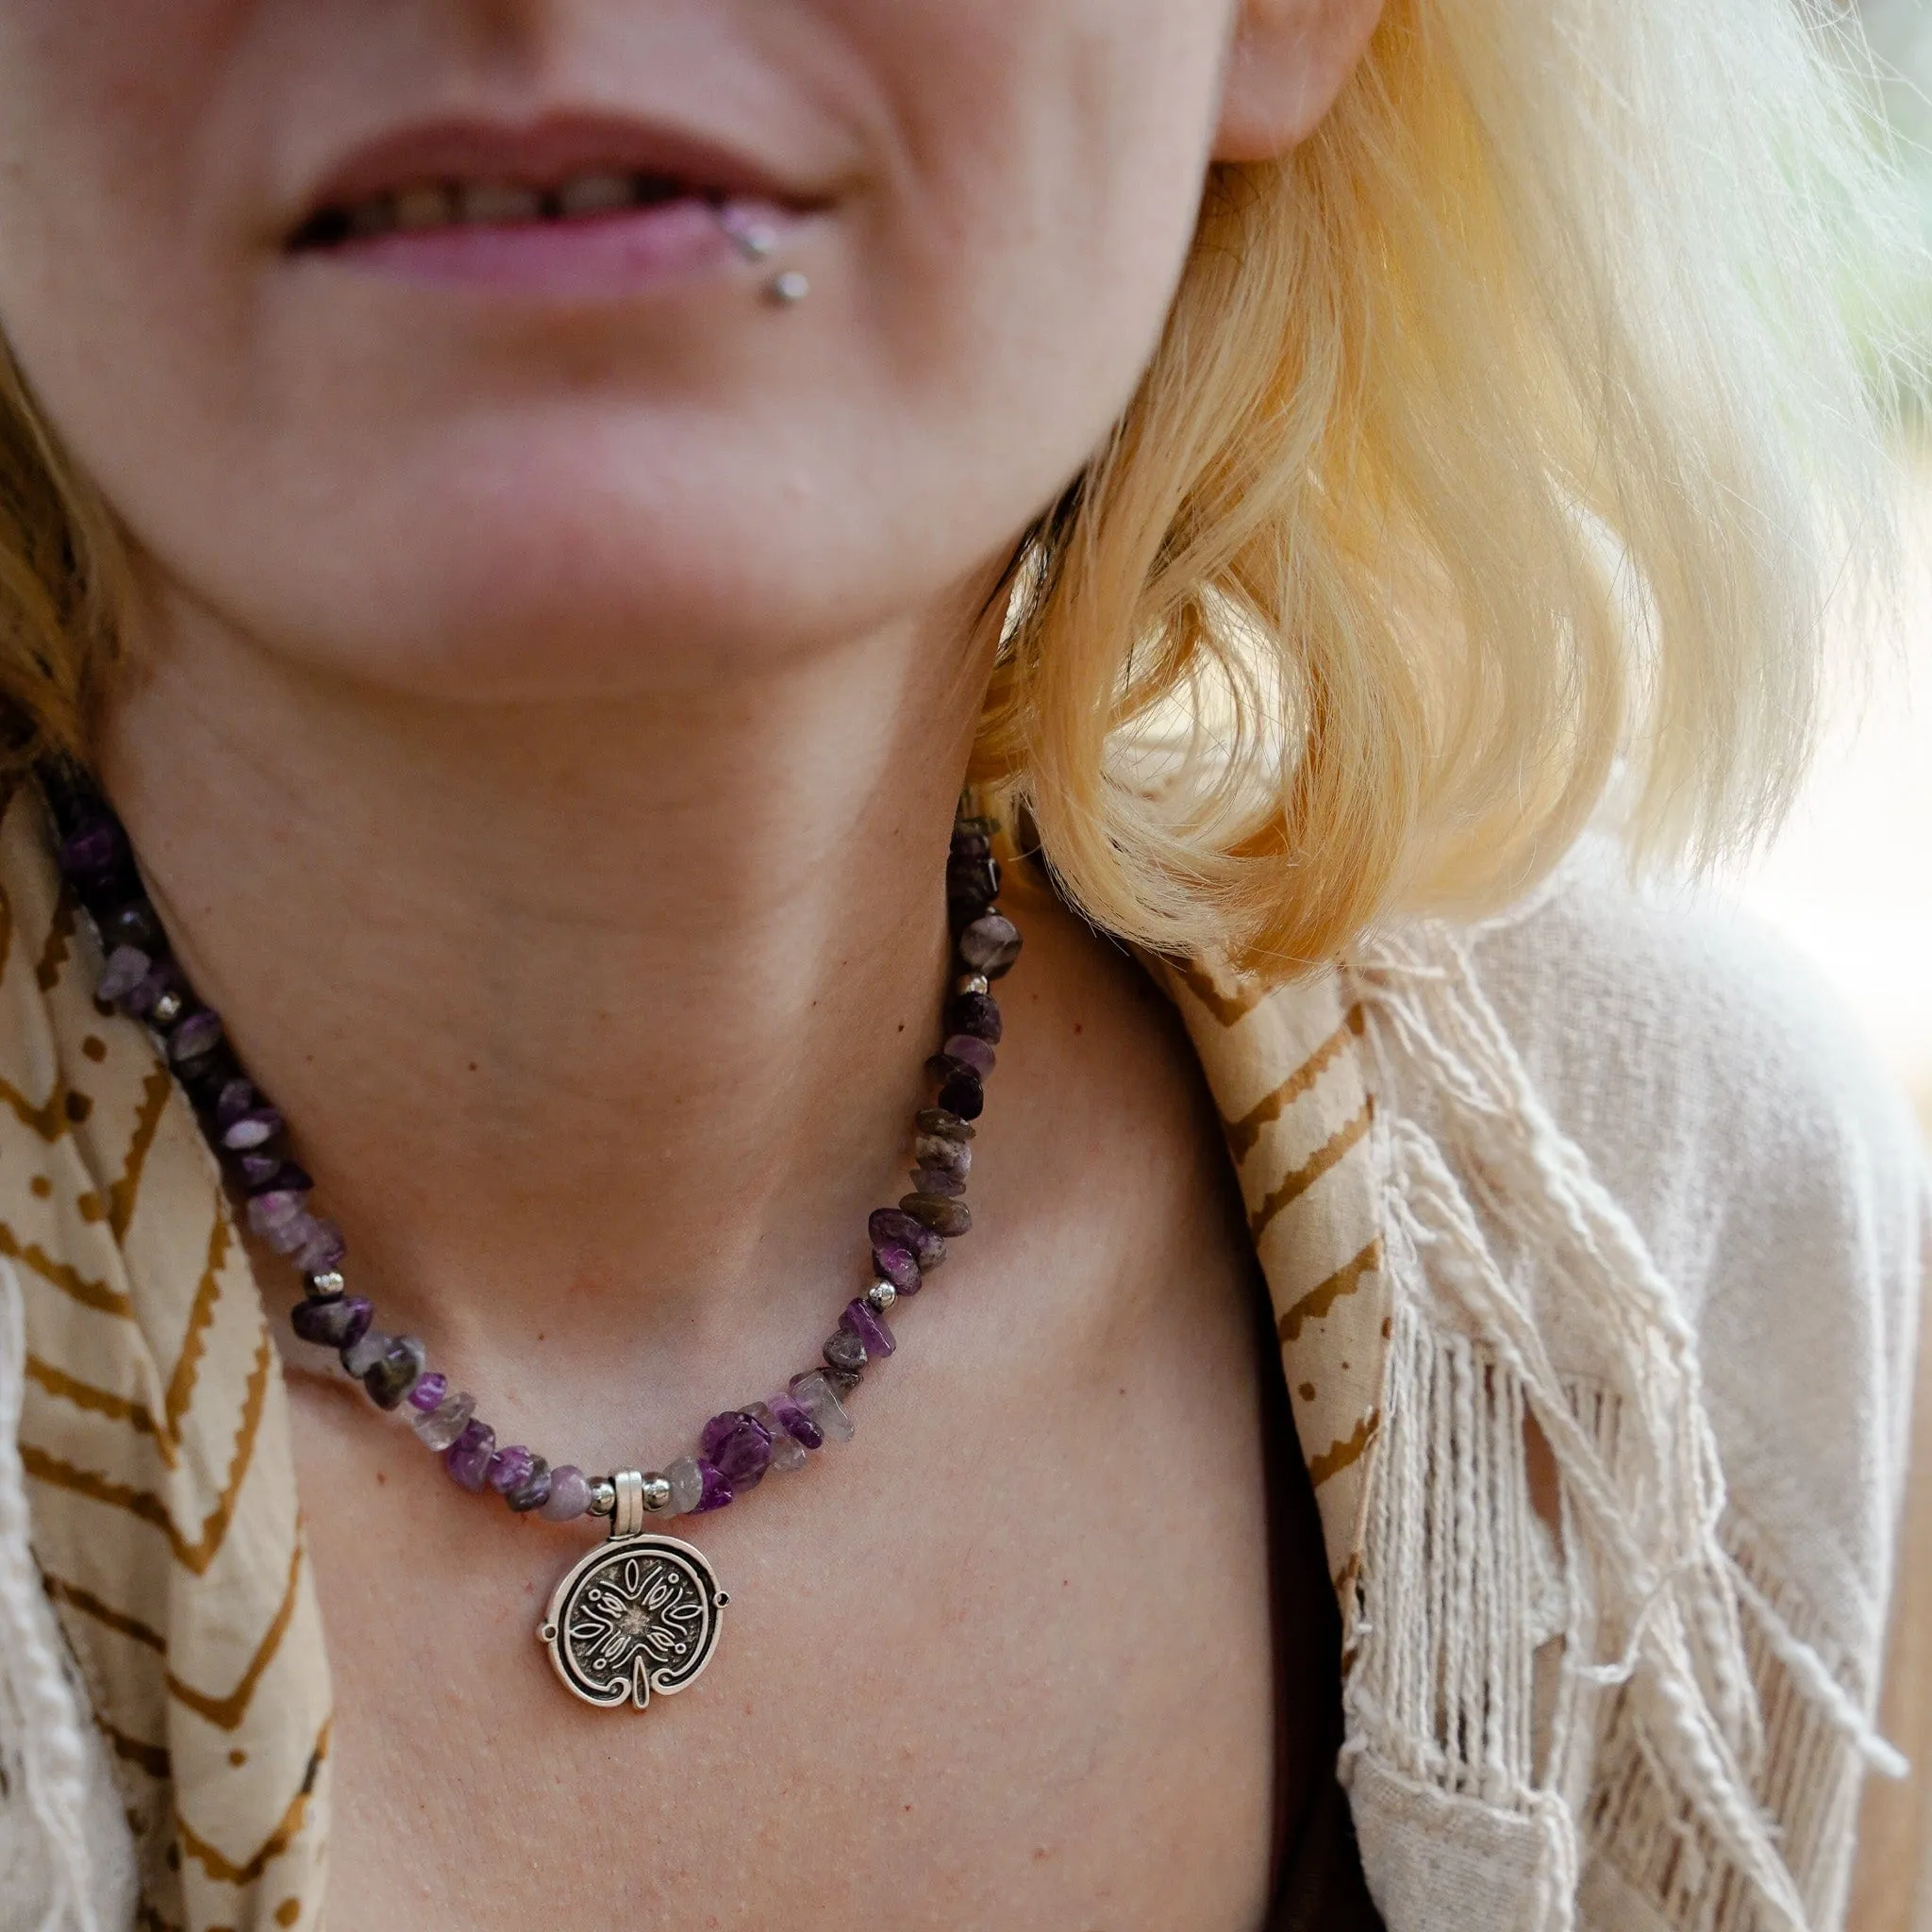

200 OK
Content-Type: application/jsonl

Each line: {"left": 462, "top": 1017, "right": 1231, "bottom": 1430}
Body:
{"left": 954, "top": 973, "right": 991, "bottom": 997}
{"left": 149, "top": 990, "right": 185, "bottom": 1027}
{"left": 641, "top": 1473, "right": 674, "bottom": 1514}
{"left": 305, "top": 1270, "right": 346, "bottom": 1300}
{"left": 768, "top": 269, "right": 810, "bottom": 306}
{"left": 866, "top": 1279, "right": 897, "bottom": 1313}
{"left": 587, "top": 1478, "right": 617, "bottom": 1517}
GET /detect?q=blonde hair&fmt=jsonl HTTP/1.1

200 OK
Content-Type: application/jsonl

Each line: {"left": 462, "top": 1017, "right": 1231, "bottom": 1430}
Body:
{"left": 0, "top": 0, "right": 1916, "bottom": 972}
{"left": 978, "top": 0, "right": 1916, "bottom": 971}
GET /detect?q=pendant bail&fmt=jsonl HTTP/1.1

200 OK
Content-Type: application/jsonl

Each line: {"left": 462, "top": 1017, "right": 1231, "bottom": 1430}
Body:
{"left": 610, "top": 1470, "right": 645, "bottom": 1539}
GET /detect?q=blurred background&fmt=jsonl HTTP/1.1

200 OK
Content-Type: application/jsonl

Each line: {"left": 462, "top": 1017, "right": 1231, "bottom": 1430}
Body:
{"left": 1807, "top": 8, "right": 1932, "bottom": 1924}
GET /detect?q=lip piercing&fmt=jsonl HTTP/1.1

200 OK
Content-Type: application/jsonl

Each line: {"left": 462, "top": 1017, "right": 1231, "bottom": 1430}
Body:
{"left": 715, "top": 204, "right": 808, "bottom": 308}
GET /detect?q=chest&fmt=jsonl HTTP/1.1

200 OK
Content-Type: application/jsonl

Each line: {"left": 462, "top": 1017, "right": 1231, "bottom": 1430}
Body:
{"left": 292, "top": 1303, "right": 1283, "bottom": 1929}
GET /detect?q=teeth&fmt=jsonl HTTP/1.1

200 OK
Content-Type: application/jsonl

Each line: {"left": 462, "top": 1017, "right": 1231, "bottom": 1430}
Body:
{"left": 392, "top": 184, "right": 452, "bottom": 231}
{"left": 314, "top": 170, "right": 709, "bottom": 246}
{"left": 557, "top": 173, "right": 635, "bottom": 217}
{"left": 458, "top": 181, "right": 543, "bottom": 225}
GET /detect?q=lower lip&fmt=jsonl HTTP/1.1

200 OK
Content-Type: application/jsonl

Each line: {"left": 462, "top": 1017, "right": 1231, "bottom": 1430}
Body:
{"left": 310, "top": 197, "right": 773, "bottom": 300}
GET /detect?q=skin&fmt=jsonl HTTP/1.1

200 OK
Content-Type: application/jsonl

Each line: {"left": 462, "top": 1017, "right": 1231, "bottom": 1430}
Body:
{"left": 0, "top": 1, "right": 1380, "bottom": 1925}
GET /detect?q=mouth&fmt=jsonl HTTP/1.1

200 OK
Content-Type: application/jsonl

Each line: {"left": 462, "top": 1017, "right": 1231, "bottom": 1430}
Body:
{"left": 285, "top": 115, "right": 818, "bottom": 296}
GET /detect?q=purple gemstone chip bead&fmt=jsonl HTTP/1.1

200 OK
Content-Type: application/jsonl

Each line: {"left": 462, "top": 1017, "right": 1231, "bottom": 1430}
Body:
{"left": 909, "top": 1167, "right": 965, "bottom": 1199}
{"left": 58, "top": 821, "right": 122, "bottom": 883}
{"left": 363, "top": 1334, "right": 426, "bottom": 1410}
{"left": 946, "top": 991, "right": 1003, "bottom": 1045}
{"left": 168, "top": 1009, "right": 225, "bottom": 1063}
{"left": 789, "top": 1370, "right": 855, "bottom": 1444}
{"left": 408, "top": 1371, "right": 449, "bottom": 1414}
{"left": 413, "top": 1388, "right": 475, "bottom": 1454}
{"left": 902, "top": 1192, "right": 972, "bottom": 1239}
{"left": 841, "top": 1297, "right": 896, "bottom": 1358}
{"left": 746, "top": 1402, "right": 807, "bottom": 1473}
{"left": 505, "top": 1456, "right": 553, "bottom": 1513}
{"left": 871, "top": 1241, "right": 922, "bottom": 1295}
{"left": 294, "top": 1219, "right": 347, "bottom": 1275}
{"left": 768, "top": 1391, "right": 824, "bottom": 1452}
{"left": 938, "top": 1074, "right": 984, "bottom": 1122}
{"left": 247, "top": 1189, "right": 309, "bottom": 1237}
{"left": 341, "top": 1327, "right": 390, "bottom": 1378}
{"left": 222, "top": 1108, "right": 283, "bottom": 1152}
{"left": 941, "top": 1034, "right": 995, "bottom": 1077}
{"left": 215, "top": 1078, "right": 257, "bottom": 1129}
{"left": 488, "top": 1443, "right": 536, "bottom": 1495}
{"left": 701, "top": 1411, "right": 774, "bottom": 1490}
{"left": 869, "top": 1208, "right": 945, "bottom": 1272}
{"left": 958, "top": 912, "right": 1023, "bottom": 976}
{"left": 692, "top": 1459, "right": 734, "bottom": 1513}
{"left": 541, "top": 1464, "right": 591, "bottom": 1523}
{"left": 96, "top": 945, "right": 152, "bottom": 1004}
{"left": 290, "top": 1293, "right": 372, "bottom": 1351}
{"left": 266, "top": 1209, "right": 325, "bottom": 1258}
{"left": 445, "top": 1419, "right": 498, "bottom": 1491}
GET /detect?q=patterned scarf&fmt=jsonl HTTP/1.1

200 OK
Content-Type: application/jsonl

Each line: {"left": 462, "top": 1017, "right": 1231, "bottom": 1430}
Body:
{"left": 6, "top": 778, "right": 1388, "bottom": 1932}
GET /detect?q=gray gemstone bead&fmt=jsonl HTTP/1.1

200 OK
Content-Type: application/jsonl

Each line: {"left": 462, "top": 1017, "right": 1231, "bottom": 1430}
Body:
{"left": 341, "top": 1328, "right": 389, "bottom": 1377}
{"left": 541, "top": 1464, "right": 592, "bottom": 1522}
{"left": 909, "top": 1167, "right": 966, "bottom": 1199}
{"left": 902, "top": 1192, "right": 972, "bottom": 1238}
{"left": 789, "top": 1370, "right": 855, "bottom": 1443}
{"left": 363, "top": 1334, "right": 426, "bottom": 1410}
{"left": 913, "top": 1134, "right": 971, "bottom": 1177}
{"left": 746, "top": 1403, "right": 807, "bottom": 1474}
{"left": 823, "top": 1327, "right": 867, "bottom": 1378}
{"left": 666, "top": 1456, "right": 706, "bottom": 1515}
{"left": 958, "top": 914, "right": 1022, "bottom": 974}
{"left": 411, "top": 1388, "right": 475, "bottom": 1453}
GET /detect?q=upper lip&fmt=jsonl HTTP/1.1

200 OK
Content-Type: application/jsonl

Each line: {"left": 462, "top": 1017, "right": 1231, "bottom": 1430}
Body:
{"left": 289, "top": 109, "right": 818, "bottom": 238}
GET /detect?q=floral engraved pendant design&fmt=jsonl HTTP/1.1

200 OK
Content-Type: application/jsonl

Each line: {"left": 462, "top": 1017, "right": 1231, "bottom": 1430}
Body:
{"left": 539, "top": 1534, "right": 729, "bottom": 1709}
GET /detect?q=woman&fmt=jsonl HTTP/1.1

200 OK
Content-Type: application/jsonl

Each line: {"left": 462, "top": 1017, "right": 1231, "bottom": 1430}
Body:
{"left": 0, "top": 1, "right": 1921, "bottom": 1928}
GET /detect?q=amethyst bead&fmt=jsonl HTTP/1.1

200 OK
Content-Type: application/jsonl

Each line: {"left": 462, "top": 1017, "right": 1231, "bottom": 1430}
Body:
{"left": 872, "top": 1240, "right": 922, "bottom": 1295}
{"left": 238, "top": 1151, "right": 283, "bottom": 1188}
{"left": 246, "top": 1188, "right": 310, "bottom": 1238}
{"left": 946, "top": 991, "right": 1003, "bottom": 1045}
{"left": 100, "top": 901, "right": 163, "bottom": 956}
{"left": 249, "top": 1159, "right": 313, "bottom": 1197}
{"left": 265, "top": 1209, "right": 325, "bottom": 1258}
{"left": 823, "top": 1326, "right": 868, "bottom": 1380}
{"left": 909, "top": 1167, "right": 966, "bottom": 1199}
{"left": 666, "top": 1456, "right": 706, "bottom": 1515}
{"left": 341, "top": 1327, "right": 390, "bottom": 1377}
{"left": 692, "top": 1459, "right": 734, "bottom": 1513}
{"left": 222, "top": 1108, "right": 284, "bottom": 1152}
{"left": 505, "top": 1456, "right": 553, "bottom": 1513}
{"left": 215, "top": 1078, "right": 258, "bottom": 1129}
{"left": 913, "top": 1133, "right": 971, "bottom": 1177}
{"left": 541, "top": 1465, "right": 592, "bottom": 1522}
{"left": 408, "top": 1371, "right": 450, "bottom": 1414}
{"left": 290, "top": 1293, "right": 372, "bottom": 1350}
{"left": 746, "top": 1402, "right": 808, "bottom": 1473}
{"left": 488, "top": 1443, "right": 536, "bottom": 1495}
{"left": 168, "top": 1010, "right": 225, "bottom": 1063}
{"left": 958, "top": 912, "right": 1023, "bottom": 977}
{"left": 122, "top": 962, "right": 183, "bottom": 1020}
{"left": 769, "top": 1391, "right": 824, "bottom": 1452}
{"left": 58, "top": 821, "right": 122, "bottom": 883}
{"left": 789, "top": 1370, "right": 855, "bottom": 1443}
{"left": 941, "top": 1034, "right": 995, "bottom": 1077}
{"left": 938, "top": 1073, "right": 984, "bottom": 1121}
{"left": 841, "top": 1297, "right": 896, "bottom": 1359}
{"left": 445, "top": 1419, "right": 498, "bottom": 1491}
{"left": 363, "top": 1334, "right": 426, "bottom": 1410}
{"left": 95, "top": 945, "right": 153, "bottom": 1004}
{"left": 916, "top": 1108, "right": 975, "bottom": 1143}
{"left": 869, "top": 1208, "right": 945, "bottom": 1271}
{"left": 413, "top": 1388, "right": 475, "bottom": 1453}
{"left": 701, "top": 1410, "right": 774, "bottom": 1490}
{"left": 902, "top": 1192, "right": 972, "bottom": 1238}
{"left": 294, "top": 1219, "right": 347, "bottom": 1275}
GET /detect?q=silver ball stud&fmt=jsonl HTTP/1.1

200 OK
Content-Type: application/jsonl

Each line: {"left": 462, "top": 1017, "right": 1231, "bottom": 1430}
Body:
{"left": 149, "top": 990, "right": 185, "bottom": 1027}
{"left": 954, "top": 974, "right": 991, "bottom": 998}
{"left": 641, "top": 1474, "right": 674, "bottom": 1514}
{"left": 768, "top": 270, "right": 810, "bottom": 307}
{"left": 866, "top": 1279, "right": 897, "bottom": 1313}
{"left": 306, "top": 1270, "right": 347, "bottom": 1300}
{"left": 587, "top": 1478, "right": 617, "bottom": 1517}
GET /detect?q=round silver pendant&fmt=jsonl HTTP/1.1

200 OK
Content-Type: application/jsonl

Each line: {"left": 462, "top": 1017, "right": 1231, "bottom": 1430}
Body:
{"left": 538, "top": 1533, "right": 729, "bottom": 1710}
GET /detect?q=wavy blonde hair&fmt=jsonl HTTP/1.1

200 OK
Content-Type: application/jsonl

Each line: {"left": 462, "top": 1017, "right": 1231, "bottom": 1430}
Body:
{"left": 977, "top": 0, "right": 1915, "bottom": 970}
{"left": 0, "top": 0, "right": 1915, "bottom": 972}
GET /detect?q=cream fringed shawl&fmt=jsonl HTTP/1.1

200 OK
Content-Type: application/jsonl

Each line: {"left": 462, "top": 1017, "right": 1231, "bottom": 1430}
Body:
{"left": 0, "top": 781, "right": 1924, "bottom": 1932}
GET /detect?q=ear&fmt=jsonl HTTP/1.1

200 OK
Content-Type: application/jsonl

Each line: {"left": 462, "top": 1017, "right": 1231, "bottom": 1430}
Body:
{"left": 1212, "top": 0, "right": 1384, "bottom": 161}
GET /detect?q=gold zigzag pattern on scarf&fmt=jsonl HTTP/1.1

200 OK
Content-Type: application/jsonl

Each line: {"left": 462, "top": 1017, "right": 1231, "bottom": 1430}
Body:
{"left": 1221, "top": 1004, "right": 1364, "bottom": 1160}
{"left": 21, "top": 1326, "right": 274, "bottom": 1574}
{"left": 45, "top": 1530, "right": 308, "bottom": 1729}
{"left": 175, "top": 1719, "right": 329, "bottom": 1888}
{"left": 1276, "top": 1240, "right": 1382, "bottom": 1345}
{"left": 25, "top": 1351, "right": 172, "bottom": 1461}
{"left": 34, "top": 877, "right": 76, "bottom": 991}
{"left": 1247, "top": 1099, "right": 1374, "bottom": 1244}
{"left": 0, "top": 1220, "right": 135, "bottom": 1318}
{"left": 1307, "top": 1410, "right": 1380, "bottom": 1490}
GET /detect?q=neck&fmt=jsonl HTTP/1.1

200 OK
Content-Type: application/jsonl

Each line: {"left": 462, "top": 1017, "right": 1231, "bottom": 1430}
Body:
{"left": 95, "top": 588, "right": 996, "bottom": 1357}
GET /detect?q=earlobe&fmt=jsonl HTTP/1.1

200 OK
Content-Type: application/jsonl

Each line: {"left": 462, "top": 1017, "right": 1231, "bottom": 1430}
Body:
{"left": 1212, "top": 0, "right": 1384, "bottom": 162}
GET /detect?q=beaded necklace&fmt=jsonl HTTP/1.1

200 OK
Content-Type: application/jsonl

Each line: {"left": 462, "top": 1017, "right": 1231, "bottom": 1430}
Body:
{"left": 42, "top": 769, "right": 1020, "bottom": 1713}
